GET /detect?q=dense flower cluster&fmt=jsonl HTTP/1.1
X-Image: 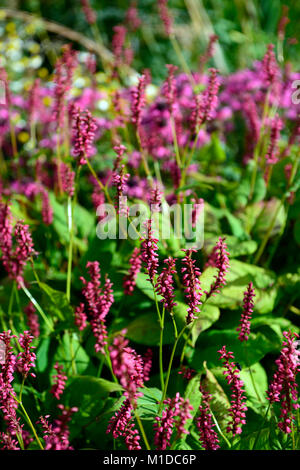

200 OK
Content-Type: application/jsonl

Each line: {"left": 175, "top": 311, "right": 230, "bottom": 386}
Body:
{"left": 123, "top": 247, "right": 142, "bottom": 295}
{"left": 154, "top": 393, "right": 193, "bottom": 450}
{"left": 197, "top": 386, "right": 220, "bottom": 450}
{"left": 109, "top": 332, "right": 144, "bottom": 406}
{"left": 237, "top": 282, "right": 256, "bottom": 342}
{"left": 0, "top": 206, "right": 36, "bottom": 288}
{"left": 205, "top": 237, "right": 230, "bottom": 298}
{"left": 141, "top": 219, "right": 159, "bottom": 284}
{"left": 72, "top": 107, "right": 97, "bottom": 165}
{"left": 106, "top": 399, "right": 141, "bottom": 450}
{"left": 218, "top": 346, "right": 247, "bottom": 436}
{"left": 267, "top": 331, "right": 300, "bottom": 434}
{"left": 39, "top": 405, "right": 78, "bottom": 450}
{"left": 155, "top": 257, "right": 177, "bottom": 311}
{"left": 50, "top": 363, "right": 68, "bottom": 401}
{"left": 80, "top": 261, "right": 114, "bottom": 354}
{"left": 181, "top": 249, "right": 202, "bottom": 324}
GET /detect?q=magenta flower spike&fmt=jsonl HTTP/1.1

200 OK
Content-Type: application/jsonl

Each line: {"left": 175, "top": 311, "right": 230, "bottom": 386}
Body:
{"left": 17, "top": 331, "right": 36, "bottom": 379}
{"left": 218, "top": 346, "right": 247, "bottom": 436}
{"left": 80, "top": 261, "right": 114, "bottom": 354}
{"left": 181, "top": 248, "right": 202, "bottom": 324}
{"left": 267, "top": 331, "right": 300, "bottom": 434}
{"left": 123, "top": 247, "right": 142, "bottom": 295}
{"left": 141, "top": 219, "right": 159, "bottom": 284}
{"left": 72, "top": 107, "right": 97, "bottom": 165}
{"left": 154, "top": 393, "right": 193, "bottom": 450}
{"left": 155, "top": 257, "right": 177, "bottom": 311}
{"left": 158, "top": 0, "right": 173, "bottom": 37}
{"left": 50, "top": 363, "right": 67, "bottom": 401}
{"left": 237, "top": 282, "right": 255, "bottom": 342}
{"left": 109, "top": 332, "right": 144, "bottom": 406}
{"left": 205, "top": 236, "right": 229, "bottom": 299}
{"left": 131, "top": 74, "right": 146, "bottom": 130}
{"left": 197, "top": 386, "right": 220, "bottom": 450}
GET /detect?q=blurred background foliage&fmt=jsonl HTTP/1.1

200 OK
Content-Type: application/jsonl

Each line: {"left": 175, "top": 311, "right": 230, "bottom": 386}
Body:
{"left": 1, "top": 0, "right": 299, "bottom": 81}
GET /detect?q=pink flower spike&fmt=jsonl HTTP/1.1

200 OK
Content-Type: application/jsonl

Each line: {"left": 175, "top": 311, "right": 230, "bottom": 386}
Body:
{"left": 123, "top": 247, "right": 142, "bottom": 295}
{"left": 205, "top": 237, "right": 229, "bottom": 299}
{"left": 155, "top": 257, "right": 177, "bottom": 311}
{"left": 218, "top": 346, "right": 247, "bottom": 436}
{"left": 141, "top": 219, "right": 159, "bottom": 284}
{"left": 197, "top": 385, "right": 220, "bottom": 450}
{"left": 17, "top": 331, "right": 36, "bottom": 379}
{"left": 267, "top": 331, "right": 300, "bottom": 434}
{"left": 237, "top": 282, "right": 255, "bottom": 342}
{"left": 50, "top": 363, "right": 67, "bottom": 400}
{"left": 181, "top": 248, "right": 202, "bottom": 324}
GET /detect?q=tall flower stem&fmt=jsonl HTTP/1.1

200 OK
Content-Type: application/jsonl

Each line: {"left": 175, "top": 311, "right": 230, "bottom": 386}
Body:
{"left": 66, "top": 196, "right": 74, "bottom": 302}
{"left": 19, "top": 401, "right": 44, "bottom": 450}
{"left": 159, "top": 325, "right": 187, "bottom": 412}
{"left": 244, "top": 344, "right": 262, "bottom": 403}
{"left": 251, "top": 403, "right": 270, "bottom": 450}
{"left": 248, "top": 90, "right": 271, "bottom": 202}
{"left": 21, "top": 284, "right": 54, "bottom": 332}
{"left": 209, "top": 406, "right": 231, "bottom": 449}
{"left": 85, "top": 158, "right": 113, "bottom": 205}
{"left": 134, "top": 411, "right": 151, "bottom": 450}
{"left": 159, "top": 306, "right": 165, "bottom": 391}
{"left": 170, "top": 35, "right": 195, "bottom": 88}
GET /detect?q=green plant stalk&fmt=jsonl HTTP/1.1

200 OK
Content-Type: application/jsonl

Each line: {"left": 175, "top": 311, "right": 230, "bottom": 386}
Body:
{"left": 134, "top": 411, "right": 151, "bottom": 450}
{"left": 86, "top": 158, "right": 113, "bottom": 204}
{"left": 209, "top": 407, "right": 231, "bottom": 449}
{"left": 21, "top": 284, "right": 54, "bottom": 332}
{"left": 19, "top": 401, "right": 44, "bottom": 450}
{"left": 253, "top": 197, "right": 283, "bottom": 265}
{"left": 170, "top": 35, "right": 195, "bottom": 87}
{"left": 159, "top": 325, "right": 187, "bottom": 412}
{"left": 248, "top": 90, "right": 271, "bottom": 202}
{"left": 244, "top": 344, "right": 262, "bottom": 403}
{"left": 170, "top": 115, "right": 182, "bottom": 169}
{"left": 152, "top": 286, "right": 164, "bottom": 390}
{"left": 159, "top": 307, "right": 165, "bottom": 392}
{"left": 251, "top": 403, "right": 270, "bottom": 450}
{"left": 254, "top": 149, "right": 299, "bottom": 264}
{"left": 66, "top": 196, "right": 74, "bottom": 302}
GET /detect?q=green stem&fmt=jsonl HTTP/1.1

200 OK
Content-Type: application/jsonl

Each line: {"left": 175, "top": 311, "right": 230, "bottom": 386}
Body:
{"left": 21, "top": 284, "right": 54, "bottom": 332}
{"left": 66, "top": 196, "right": 74, "bottom": 302}
{"left": 160, "top": 326, "right": 187, "bottom": 411}
{"left": 19, "top": 401, "right": 44, "bottom": 450}
{"left": 159, "top": 307, "right": 165, "bottom": 391}
{"left": 134, "top": 411, "right": 151, "bottom": 450}
{"left": 244, "top": 344, "right": 262, "bottom": 403}
{"left": 209, "top": 407, "right": 231, "bottom": 449}
{"left": 251, "top": 403, "right": 270, "bottom": 450}
{"left": 86, "top": 158, "right": 113, "bottom": 205}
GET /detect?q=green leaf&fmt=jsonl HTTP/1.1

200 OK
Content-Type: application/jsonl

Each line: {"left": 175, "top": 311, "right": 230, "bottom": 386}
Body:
{"left": 201, "top": 365, "right": 230, "bottom": 431}
{"left": 173, "top": 301, "right": 220, "bottom": 344}
{"left": 135, "top": 272, "right": 163, "bottom": 302}
{"left": 136, "top": 387, "right": 162, "bottom": 420}
{"left": 191, "top": 330, "right": 279, "bottom": 369}
{"left": 55, "top": 332, "right": 90, "bottom": 374}
{"left": 39, "top": 282, "right": 73, "bottom": 322}
{"left": 126, "top": 312, "right": 174, "bottom": 346}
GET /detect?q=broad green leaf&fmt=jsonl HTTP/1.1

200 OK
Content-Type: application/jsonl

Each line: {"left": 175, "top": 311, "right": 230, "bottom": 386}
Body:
{"left": 173, "top": 301, "right": 220, "bottom": 343}
{"left": 201, "top": 365, "right": 230, "bottom": 431}
{"left": 135, "top": 272, "right": 163, "bottom": 302}
{"left": 55, "top": 332, "right": 90, "bottom": 374}
{"left": 191, "top": 330, "right": 279, "bottom": 369}
{"left": 126, "top": 312, "right": 174, "bottom": 345}
{"left": 39, "top": 282, "right": 73, "bottom": 321}
{"left": 136, "top": 387, "right": 162, "bottom": 420}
